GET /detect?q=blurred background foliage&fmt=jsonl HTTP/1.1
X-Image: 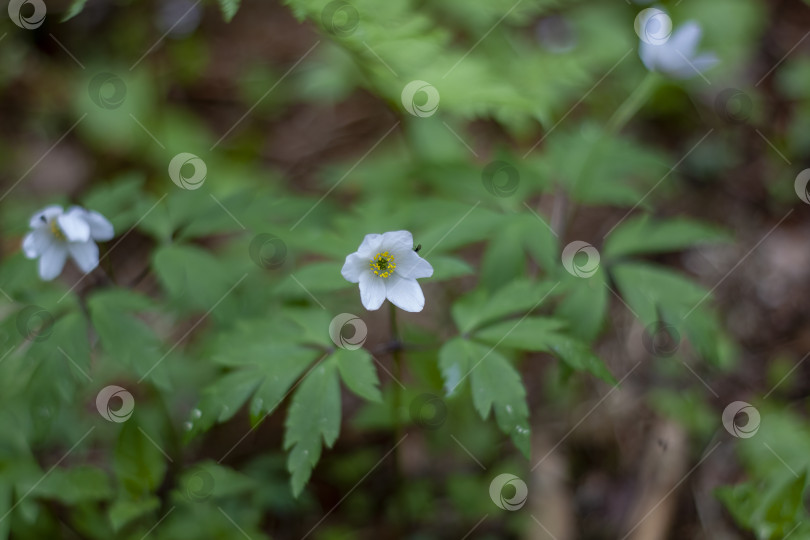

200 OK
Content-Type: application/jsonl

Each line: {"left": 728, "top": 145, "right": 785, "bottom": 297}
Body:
{"left": 0, "top": 0, "right": 809, "bottom": 538}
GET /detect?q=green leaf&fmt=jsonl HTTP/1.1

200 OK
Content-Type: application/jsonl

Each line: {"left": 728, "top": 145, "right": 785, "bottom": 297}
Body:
{"left": 87, "top": 289, "right": 167, "bottom": 385}
{"left": 32, "top": 466, "right": 112, "bottom": 504}
{"left": 473, "top": 317, "right": 615, "bottom": 384}
{"left": 152, "top": 244, "right": 235, "bottom": 311}
{"left": 61, "top": 0, "right": 88, "bottom": 21}
{"left": 555, "top": 269, "right": 608, "bottom": 342}
{"left": 108, "top": 496, "right": 160, "bottom": 532}
{"left": 335, "top": 348, "right": 382, "bottom": 403}
{"left": 544, "top": 334, "right": 616, "bottom": 385}
{"left": 114, "top": 422, "right": 168, "bottom": 499}
{"left": 604, "top": 214, "right": 731, "bottom": 259}
{"left": 218, "top": 0, "right": 241, "bottom": 22}
{"left": 277, "top": 261, "right": 353, "bottom": 296}
{"left": 479, "top": 220, "right": 528, "bottom": 291}
{"left": 438, "top": 337, "right": 472, "bottom": 397}
{"left": 438, "top": 338, "right": 530, "bottom": 457}
{"left": 473, "top": 317, "right": 567, "bottom": 351}
{"left": 451, "top": 279, "right": 560, "bottom": 334}
{"left": 284, "top": 359, "right": 341, "bottom": 496}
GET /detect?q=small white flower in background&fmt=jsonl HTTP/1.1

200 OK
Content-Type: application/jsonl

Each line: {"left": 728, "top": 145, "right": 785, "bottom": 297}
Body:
{"left": 638, "top": 13, "right": 718, "bottom": 80}
{"left": 342, "top": 230, "right": 433, "bottom": 312}
{"left": 22, "top": 205, "right": 114, "bottom": 281}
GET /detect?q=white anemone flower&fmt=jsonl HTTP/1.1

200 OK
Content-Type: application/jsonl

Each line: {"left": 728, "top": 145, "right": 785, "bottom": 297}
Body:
{"left": 640, "top": 21, "right": 718, "bottom": 79}
{"left": 341, "top": 230, "right": 433, "bottom": 312}
{"left": 22, "top": 205, "right": 114, "bottom": 281}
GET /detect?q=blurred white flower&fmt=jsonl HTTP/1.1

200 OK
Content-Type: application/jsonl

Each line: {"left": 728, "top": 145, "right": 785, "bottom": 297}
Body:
{"left": 22, "top": 205, "right": 114, "bottom": 281}
{"left": 341, "top": 230, "right": 433, "bottom": 312}
{"left": 639, "top": 20, "right": 718, "bottom": 79}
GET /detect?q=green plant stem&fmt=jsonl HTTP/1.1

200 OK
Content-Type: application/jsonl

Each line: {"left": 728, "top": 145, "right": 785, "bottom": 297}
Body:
{"left": 604, "top": 71, "right": 661, "bottom": 134}
{"left": 389, "top": 302, "right": 403, "bottom": 440}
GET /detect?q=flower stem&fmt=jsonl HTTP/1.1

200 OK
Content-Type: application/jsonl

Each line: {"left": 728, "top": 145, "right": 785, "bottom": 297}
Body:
{"left": 604, "top": 71, "right": 661, "bottom": 134}
{"left": 388, "top": 302, "right": 405, "bottom": 491}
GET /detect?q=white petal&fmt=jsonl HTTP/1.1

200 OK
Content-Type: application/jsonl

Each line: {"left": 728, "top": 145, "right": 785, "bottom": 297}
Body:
{"left": 38, "top": 244, "right": 68, "bottom": 281}
{"left": 341, "top": 252, "right": 368, "bottom": 283}
{"left": 57, "top": 211, "right": 91, "bottom": 243}
{"left": 381, "top": 230, "right": 414, "bottom": 255}
{"left": 688, "top": 52, "right": 719, "bottom": 74}
{"left": 80, "top": 208, "right": 114, "bottom": 241}
{"left": 395, "top": 250, "right": 433, "bottom": 279}
{"left": 385, "top": 274, "right": 425, "bottom": 312}
{"left": 356, "top": 234, "right": 384, "bottom": 258}
{"left": 29, "top": 205, "right": 63, "bottom": 229}
{"left": 358, "top": 271, "right": 386, "bottom": 311}
{"left": 668, "top": 21, "right": 702, "bottom": 59}
{"left": 68, "top": 241, "right": 100, "bottom": 273}
{"left": 639, "top": 42, "right": 658, "bottom": 72}
{"left": 22, "top": 229, "right": 52, "bottom": 259}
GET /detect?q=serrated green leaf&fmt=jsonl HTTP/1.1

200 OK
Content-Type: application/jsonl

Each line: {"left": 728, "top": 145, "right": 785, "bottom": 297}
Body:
{"left": 544, "top": 334, "right": 616, "bottom": 384}
{"left": 604, "top": 214, "right": 731, "bottom": 259}
{"left": 555, "top": 268, "right": 608, "bottom": 342}
{"left": 451, "top": 279, "right": 560, "bottom": 334}
{"left": 335, "top": 348, "right": 382, "bottom": 403}
{"left": 283, "top": 360, "right": 341, "bottom": 496}
{"left": 466, "top": 341, "right": 530, "bottom": 458}
{"left": 473, "top": 317, "right": 567, "bottom": 351}
{"left": 87, "top": 289, "right": 167, "bottom": 385}
{"left": 438, "top": 337, "right": 472, "bottom": 397}
{"left": 218, "top": 0, "right": 241, "bottom": 22}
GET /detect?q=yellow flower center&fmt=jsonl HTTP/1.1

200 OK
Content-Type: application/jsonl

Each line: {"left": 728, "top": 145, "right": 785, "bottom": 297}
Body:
{"left": 49, "top": 219, "right": 66, "bottom": 241}
{"left": 369, "top": 251, "right": 396, "bottom": 278}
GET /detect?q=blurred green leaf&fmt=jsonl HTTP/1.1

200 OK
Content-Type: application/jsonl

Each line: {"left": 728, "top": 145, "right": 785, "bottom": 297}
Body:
{"left": 335, "top": 348, "right": 382, "bottom": 403}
